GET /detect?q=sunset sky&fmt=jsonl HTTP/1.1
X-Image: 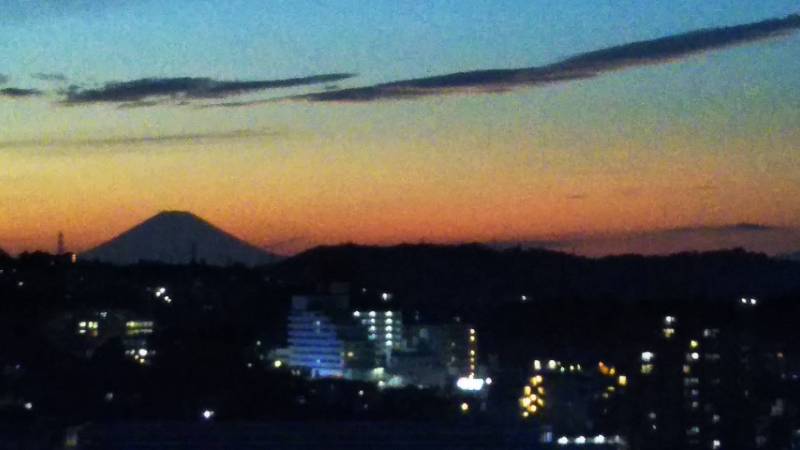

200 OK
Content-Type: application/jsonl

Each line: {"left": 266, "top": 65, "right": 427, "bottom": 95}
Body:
{"left": 2, "top": 1, "right": 799, "bottom": 256}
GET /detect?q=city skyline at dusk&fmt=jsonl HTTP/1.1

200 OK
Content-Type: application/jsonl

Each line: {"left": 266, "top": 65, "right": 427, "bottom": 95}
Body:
{"left": 2, "top": 1, "right": 800, "bottom": 256}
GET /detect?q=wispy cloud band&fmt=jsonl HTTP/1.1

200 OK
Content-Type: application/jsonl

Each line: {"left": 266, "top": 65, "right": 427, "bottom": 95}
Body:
{"left": 0, "top": 87, "right": 43, "bottom": 98}
{"left": 0, "top": 129, "right": 279, "bottom": 151}
{"left": 283, "top": 13, "right": 800, "bottom": 103}
{"left": 32, "top": 72, "right": 68, "bottom": 82}
{"left": 62, "top": 73, "right": 355, "bottom": 106}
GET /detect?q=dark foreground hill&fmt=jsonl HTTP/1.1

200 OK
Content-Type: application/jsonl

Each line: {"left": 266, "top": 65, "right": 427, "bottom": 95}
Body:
{"left": 272, "top": 244, "right": 800, "bottom": 308}
{"left": 82, "top": 211, "right": 276, "bottom": 266}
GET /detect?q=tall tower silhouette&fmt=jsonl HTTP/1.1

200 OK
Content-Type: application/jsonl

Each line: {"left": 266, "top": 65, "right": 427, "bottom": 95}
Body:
{"left": 57, "top": 231, "right": 65, "bottom": 255}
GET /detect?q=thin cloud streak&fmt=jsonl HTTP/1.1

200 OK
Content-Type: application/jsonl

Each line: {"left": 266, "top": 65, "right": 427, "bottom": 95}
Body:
{"left": 0, "top": 129, "right": 280, "bottom": 151}
{"left": 280, "top": 13, "right": 800, "bottom": 103}
{"left": 61, "top": 73, "right": 356, "bottom": 106}
{"left": 0, "top": 87, "right": 43, "bottom": 98}
{"left": 495, "top": 223, "right": 797, "bottom": 257}
{"left": 32, "top": 72, "right": 68, "bottom": 82}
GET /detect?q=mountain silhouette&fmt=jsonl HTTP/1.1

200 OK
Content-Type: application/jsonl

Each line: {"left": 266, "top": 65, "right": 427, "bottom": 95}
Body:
{"left": 82, "top": 211, "right": 275, "bottom": 266}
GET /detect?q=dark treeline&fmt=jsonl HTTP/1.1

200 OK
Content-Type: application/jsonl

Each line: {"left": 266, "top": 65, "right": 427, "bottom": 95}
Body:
{"left": 272, "top": 243, "right": 800, "bottom": 307}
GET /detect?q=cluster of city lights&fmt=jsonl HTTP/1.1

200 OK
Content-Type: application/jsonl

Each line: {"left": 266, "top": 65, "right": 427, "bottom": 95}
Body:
{"left": 597, "top": 361, "right": 628, "bottom": 399}
{"left": 740, "top": 297, "right": 758, "bottom": 306}
{"left": 554, "top": 434, "right": 624, "bottom": 446}
{"left": 468, "top": 328, "right": 477, "bottom": 376}
{"left": 597, "top": 361, "right": 618, "bottom": 377}
{"left": 520, "top": 374, "right": 545, "bottom": 418}
{"left": 353, "top": 310, "right": 396, "bottom": 348}
{"left": 456, "top": 376, "right": 492, "bottom": 392}
{"left": 640, "top": 351, "right": 655, "bottom": 375}
{"left": 125, "top": 320, "right": 155, "bottom": 336}
{"left": 533, "top": 359, "right": 582, "bottom": 374}
{"left": 153, "top": 286, "right": 172, "bottom": 304}
{"left": 125, "top": 347, "right": 153, "bottom": 365}
{"left": 77, "top": 320, "right": 99, "bottom": 337}
{"left": 663, "top": 315, "right": 677, "bottom": 339}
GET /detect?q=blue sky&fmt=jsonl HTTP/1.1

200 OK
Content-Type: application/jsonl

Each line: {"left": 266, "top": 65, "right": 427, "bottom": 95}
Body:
{"left": 3, "top": 0, "right": 798, "bottom": 86}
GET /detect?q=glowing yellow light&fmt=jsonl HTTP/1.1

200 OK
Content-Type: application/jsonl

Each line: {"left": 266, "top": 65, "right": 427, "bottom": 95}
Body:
{"left": 460, "top": 402, "right": 469, "bottom": 413}
{"left": 531, "top": 375, "right": 543, "bottom": 386}
{"left": 609, "top": 367, "right": 616, "bottom": 376}
{"left": 536, "top": 398, "right": 544, "bottom": 407}
{"left": 522, "top": 411, "right": 529, "bottom": 418}
{"left": 690, "top": 340, "right": 699, "bottom": 349}
{"left": 273, "top": 360, "right": 283, "bottom": 368}
{"left": 521, "top": 397, "right": 532, "bottom": 407}
{"left": 534, "top": 360, "right": 542, "bottom": 371}
{"left": 524, "top": 386, "right": 532, "bottom": 396}
{"left": 537, "top": 386, "right": 545, "bottom": 395}
{"left": 618, "top": 375, "right": 628, "bottom": 387}
{"left": 528, "top": 405, "right": 537, "bottom": 413}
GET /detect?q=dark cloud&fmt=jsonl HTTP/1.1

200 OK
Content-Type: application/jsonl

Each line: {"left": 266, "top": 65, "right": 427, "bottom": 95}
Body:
{"left": 62, "top": 73, "right": 355, "bottom": 106}
{"left": 567, "top": 193, "right": 589, "bottom": 200}
{"left": 32, "top": 72, "right": 68, "bottom": 82}
{"left": 284, "top": 14, "right": 800, "bottom": 103}
{"left": 0, "top": 74, "right": 8, "bottom": 84}
{"left": 195, "top": 98, "right": 276, "bottom": 109}
{"left": 669, "top": 223, "right": 778, "bottom": 233}
{"left": 0, "top": 87, "right": 43, "bottom": 98}
{"left": 493, "top": 223, "right": 797, "bottom": 257}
